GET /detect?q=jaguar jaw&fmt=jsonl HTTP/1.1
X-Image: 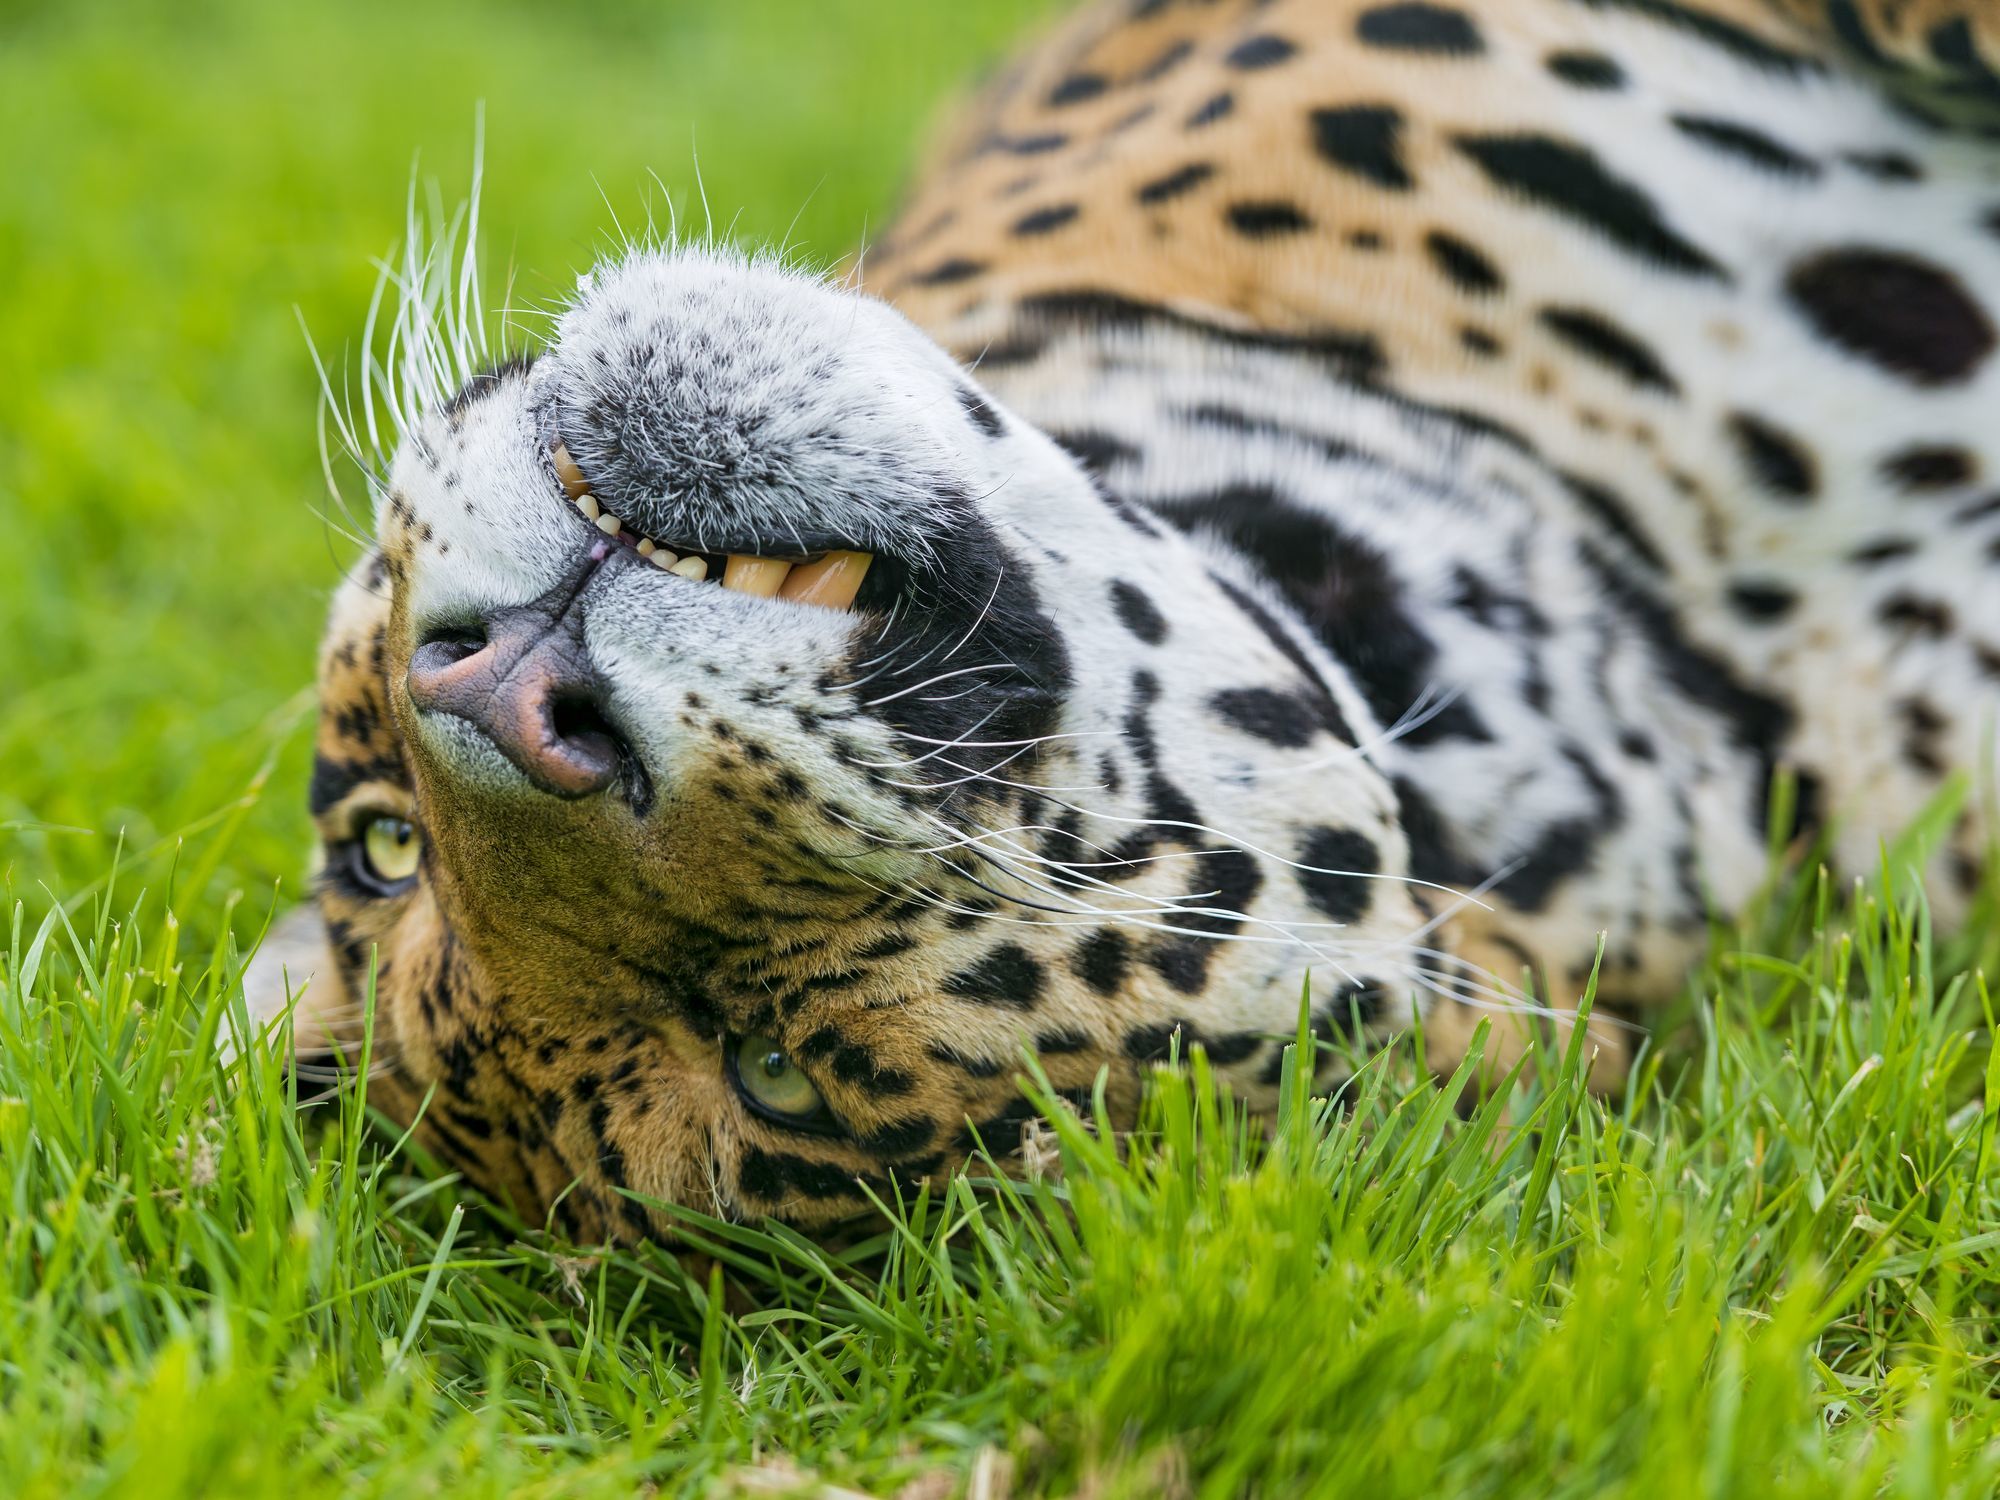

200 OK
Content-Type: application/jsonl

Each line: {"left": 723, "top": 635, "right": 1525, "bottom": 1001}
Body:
{"left": 551, "top": 441, "right": 874, "bottom": 608}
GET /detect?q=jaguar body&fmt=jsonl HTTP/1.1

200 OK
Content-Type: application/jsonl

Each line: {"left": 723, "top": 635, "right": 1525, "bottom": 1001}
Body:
{"left": 252, "top": 0, "right": 2000, "bottom": 1237}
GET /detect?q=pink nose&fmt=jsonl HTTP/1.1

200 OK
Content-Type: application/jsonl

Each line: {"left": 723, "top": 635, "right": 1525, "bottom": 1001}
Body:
{"left": 406, "top": 567, "right": 625, "bottom": 799}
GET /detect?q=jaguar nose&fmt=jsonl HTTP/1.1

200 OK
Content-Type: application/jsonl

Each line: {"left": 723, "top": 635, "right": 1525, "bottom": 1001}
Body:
{"left": 406, "top": 561, "right": 629, "bottom": 800}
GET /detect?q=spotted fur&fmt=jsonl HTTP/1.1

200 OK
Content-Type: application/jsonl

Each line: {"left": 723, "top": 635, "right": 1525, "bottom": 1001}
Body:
{"left": 249, "top": 0, "right": 2000, "bottom": 1237}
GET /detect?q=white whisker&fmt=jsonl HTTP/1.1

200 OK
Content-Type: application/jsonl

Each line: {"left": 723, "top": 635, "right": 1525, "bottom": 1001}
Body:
{"left": 941, "top": 566, "right": 1007, "bottom": 663}
{"left": 860, "top": 661, "right": 1023, "bottom": 707}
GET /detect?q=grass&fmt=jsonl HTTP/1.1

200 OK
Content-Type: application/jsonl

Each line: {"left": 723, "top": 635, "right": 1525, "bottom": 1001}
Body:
{"left": 6, "top": 810, "right": 2000, "bottom": 1496}
{"left": 5, "top": 2, "right": 2000, "bottom": 1495}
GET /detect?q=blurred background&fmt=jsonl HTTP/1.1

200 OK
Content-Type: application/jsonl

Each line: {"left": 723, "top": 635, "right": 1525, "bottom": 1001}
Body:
{"left": 0, "top": 0, "right": 1057, "bottom": 920}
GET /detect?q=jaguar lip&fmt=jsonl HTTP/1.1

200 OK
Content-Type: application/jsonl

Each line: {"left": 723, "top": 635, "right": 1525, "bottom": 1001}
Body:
{"left": 550, "top": 442, "right": 874, "bottom": 610}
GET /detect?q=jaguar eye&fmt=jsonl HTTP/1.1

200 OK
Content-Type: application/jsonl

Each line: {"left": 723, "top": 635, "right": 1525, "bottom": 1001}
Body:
{"left": 731, "top": 1034, "right": 825, "bottom": 1122}
{"left": 360, "top": 816, "right": 422, "bottom": 887}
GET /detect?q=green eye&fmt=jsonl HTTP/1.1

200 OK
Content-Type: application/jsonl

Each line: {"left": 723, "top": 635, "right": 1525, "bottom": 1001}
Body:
{"left": 732, "top": 1034, "right": 825, "bottom": 1121}
{"left": 360, "top": 816, "right": 422, "bottom": 886}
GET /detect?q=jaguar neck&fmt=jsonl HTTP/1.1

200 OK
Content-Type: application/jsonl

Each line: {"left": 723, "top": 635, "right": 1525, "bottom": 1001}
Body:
{"left": 977, "top": 312, "right": 1785, "bottom": 1004}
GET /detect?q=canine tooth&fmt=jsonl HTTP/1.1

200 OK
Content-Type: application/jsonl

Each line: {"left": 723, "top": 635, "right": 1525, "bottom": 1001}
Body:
{"left": 778, "top": 550, "right": 872, "bottom": 610}
{"left": 668, "top": 555, "right": 708, "bottom": 581}
{"left": 552, "top": 443, "right": 589, "bottom": 500}
{"left": 594, "top": 511, "right": 622, "bottom": 536}
{"left": 649, "top": 547, "right": 678, "bottom": 569}
{"left": 576, "top": 493, "right": 601, "bottom": 521}
{"left": 722, "top": 555, "right": 793, "bottom": 598}
{"left": 636, "top": 538, "right": 657, "bottom": 557}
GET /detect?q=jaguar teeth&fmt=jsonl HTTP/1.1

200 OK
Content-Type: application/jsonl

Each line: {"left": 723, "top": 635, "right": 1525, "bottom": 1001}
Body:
{"left": 547, "top": 457, "right": 873, "bottom": 606}
{"left": 779, "top": 550, "right": 872, "bottom": 610}
{"left": 552, "top": 442, "right": 590, "bottom": 501}
{"left": 721, "top": 555, "right": 793, "bottom": 598}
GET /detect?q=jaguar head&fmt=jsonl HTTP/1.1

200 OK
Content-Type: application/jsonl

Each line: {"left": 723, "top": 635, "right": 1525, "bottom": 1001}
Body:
{"left": 251, "top": 245, "right": 1426, "bottom": 1237}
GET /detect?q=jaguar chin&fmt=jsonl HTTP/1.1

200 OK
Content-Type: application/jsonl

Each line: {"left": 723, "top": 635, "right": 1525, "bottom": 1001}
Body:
{"left": 251, "top": 0, "right": 2000, "bottom": 1240}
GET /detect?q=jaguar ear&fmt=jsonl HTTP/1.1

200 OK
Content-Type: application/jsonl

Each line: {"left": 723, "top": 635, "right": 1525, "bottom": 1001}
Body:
{"left": 233, "top": 901, "right": 348, "bottom": 1063}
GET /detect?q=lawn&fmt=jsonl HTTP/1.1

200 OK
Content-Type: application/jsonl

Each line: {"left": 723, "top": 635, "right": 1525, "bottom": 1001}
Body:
{"left": 5, "top": 2, "right": 2000, "bottom": 1496}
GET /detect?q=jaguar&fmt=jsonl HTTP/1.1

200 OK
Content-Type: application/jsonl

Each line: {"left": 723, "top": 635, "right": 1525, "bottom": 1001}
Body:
{"left": 248, "top": 0, "right": 2000, "bottom": 1239}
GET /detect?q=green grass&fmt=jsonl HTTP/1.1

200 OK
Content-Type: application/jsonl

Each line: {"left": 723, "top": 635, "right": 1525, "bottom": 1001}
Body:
{"left": 6, "top": 815, "right": 2000, "bottom": 1496}
{"left": 6, "top": 2, "right": 2000, "bottom": 1495}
